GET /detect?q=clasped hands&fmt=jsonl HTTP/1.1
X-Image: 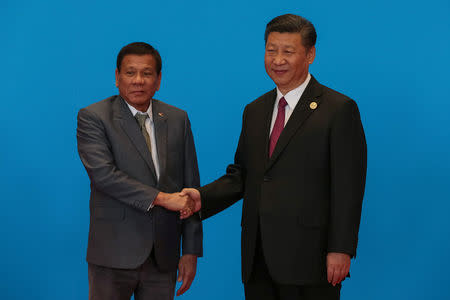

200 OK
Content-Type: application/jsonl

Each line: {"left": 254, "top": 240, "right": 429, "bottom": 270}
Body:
{"left": 154, "top": 188, "right": 201, "bottom": 219}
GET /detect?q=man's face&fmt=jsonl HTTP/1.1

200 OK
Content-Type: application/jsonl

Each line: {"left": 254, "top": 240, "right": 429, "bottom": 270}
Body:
{"left": 115, "top": 54, "right": 161, "bottom": 111}
{"left": 264, "top": 32, "right": 315, "bottom": 94}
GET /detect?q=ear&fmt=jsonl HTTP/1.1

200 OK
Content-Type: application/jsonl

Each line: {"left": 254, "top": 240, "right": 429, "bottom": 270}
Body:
{"left": 115, "top": 69, "right": 119, "bottom": 87}
{"left": 156, "top": 72, "right": 162, "bottom": 91}
{"left": 307, "top": 46, "right": 316, "bottom": 64}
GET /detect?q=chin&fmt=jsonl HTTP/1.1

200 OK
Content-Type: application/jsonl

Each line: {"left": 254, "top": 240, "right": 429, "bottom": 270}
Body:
{"left": 273, "top": 79, "right": 288, "bottom": 87}
{"left": 270, "top": 76, "right": 287, "bottom": 85}
{"left": 129, "top": 96, "right": 147, "bottom": 103}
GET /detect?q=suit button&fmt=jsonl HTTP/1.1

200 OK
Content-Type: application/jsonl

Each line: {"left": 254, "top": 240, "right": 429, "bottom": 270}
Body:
{"left": 263, "top": 176, "right": 272, "bottom": 182}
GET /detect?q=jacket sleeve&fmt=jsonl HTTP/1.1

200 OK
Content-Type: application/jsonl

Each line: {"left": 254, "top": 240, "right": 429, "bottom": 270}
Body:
{"left": 77, "top": 108, "right": 159, "bottom": 212}
{"left": 198, "top": 106, "right": 247, "bottom": 220}
{"left": 181, "top": 114, "right": 203, "bottom": 256}
{"left": 327, "top": 99, "right": 367, "bottom": 257}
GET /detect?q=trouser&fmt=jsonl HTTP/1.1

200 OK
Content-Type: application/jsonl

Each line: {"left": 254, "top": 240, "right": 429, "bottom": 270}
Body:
{"left": 88, "top": 250, "right": 176, "bottom": 300}
{"left": 244, "top": 231, "right": 341, "bottom": 300}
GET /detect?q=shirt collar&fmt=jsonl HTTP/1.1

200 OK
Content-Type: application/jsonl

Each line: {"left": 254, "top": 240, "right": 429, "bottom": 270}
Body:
{"left": 122, "top": 97, "right": 153, "bottom": 121}
{"left": 276, "top": 73, "right": 311, "bottom": 108}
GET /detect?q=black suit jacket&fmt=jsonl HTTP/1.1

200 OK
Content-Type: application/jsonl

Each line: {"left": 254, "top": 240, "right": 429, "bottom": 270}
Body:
{"left": 199, "top": 76, "right": 367, "bottom": 285}
{"left": 77, "top": 96, "right": 202, "bottom": 272}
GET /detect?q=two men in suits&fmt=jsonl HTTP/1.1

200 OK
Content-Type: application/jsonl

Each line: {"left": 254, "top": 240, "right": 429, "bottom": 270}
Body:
{"left": 181, "top": 14, "right": 367, "bottom": 300}
{"left": 77, "top": 42, "right": 202, "bottom": 300}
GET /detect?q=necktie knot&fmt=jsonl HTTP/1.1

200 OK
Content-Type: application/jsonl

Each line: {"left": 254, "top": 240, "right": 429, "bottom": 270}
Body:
{"left": 135, "top": 113, "right": 148, "bottom": 128}
{"left": 278, "top": 97, "right": 288, "bottom": 109}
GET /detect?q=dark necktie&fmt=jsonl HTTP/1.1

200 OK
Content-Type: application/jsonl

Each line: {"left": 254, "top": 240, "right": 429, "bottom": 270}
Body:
{"left": 135, "top": 113, "right": 153, "bottom": 155}
{"left": 269, "top": 97, "right": 288, "bottom": 157}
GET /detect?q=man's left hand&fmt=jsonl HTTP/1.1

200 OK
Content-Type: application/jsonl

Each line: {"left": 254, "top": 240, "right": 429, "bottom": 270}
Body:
{"left": 176, "top": 254, "right": 197, "bottom": 296}
{"left": 326, "top": 252, "right": 351, "bottom": 286}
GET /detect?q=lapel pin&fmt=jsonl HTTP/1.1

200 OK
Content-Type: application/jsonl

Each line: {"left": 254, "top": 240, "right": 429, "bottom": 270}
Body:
{"left": 309, "top": 101, "right": 318, "bottom": 110}
{"left": 158, "top": 112, "right": 164, "bottom": 117}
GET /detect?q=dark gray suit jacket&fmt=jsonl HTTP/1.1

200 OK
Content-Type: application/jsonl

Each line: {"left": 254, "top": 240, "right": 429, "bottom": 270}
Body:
{"left": 199, "top": 76, "right": 366, "bottom": 285}
{"left": 77, "top": 95, "right": 202, "bottom": 272}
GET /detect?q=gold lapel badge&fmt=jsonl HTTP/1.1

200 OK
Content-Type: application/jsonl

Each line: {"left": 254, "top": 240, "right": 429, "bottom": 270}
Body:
{"left": 309, "top": 101, "right": 318, "bottom": 110}
{"left": 158, "top": 112, "right": 164, "bottom": 117}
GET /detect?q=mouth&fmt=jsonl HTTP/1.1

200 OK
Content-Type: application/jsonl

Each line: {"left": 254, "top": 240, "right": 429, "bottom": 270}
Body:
{"left": 130, "top": 91, "right": 145, "bottom": 95}
{"left": 272, "top": 69, "right": 288, "bottom": 75}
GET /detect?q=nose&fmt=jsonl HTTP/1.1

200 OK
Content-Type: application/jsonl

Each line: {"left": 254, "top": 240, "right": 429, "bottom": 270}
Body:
{"left": 133, "top": 73, "right": 145, "bottom": 84}
{"left": 273, "top": 53, "right": 286, "bottom": 65}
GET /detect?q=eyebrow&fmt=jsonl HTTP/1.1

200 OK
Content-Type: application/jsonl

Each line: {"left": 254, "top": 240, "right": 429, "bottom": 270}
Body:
{"left": 266, "top": 44, "right": 296, "bottom": 50}
{"left": 124, "top": 66, "right": 154, "bottom": 71}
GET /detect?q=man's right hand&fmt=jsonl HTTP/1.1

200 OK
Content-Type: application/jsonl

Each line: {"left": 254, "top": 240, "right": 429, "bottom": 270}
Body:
{"left": 179, "top": 188, "right": 201, "bottom": 219}
{"left": 153, "top": 192, "right": 194, "bottom": 212}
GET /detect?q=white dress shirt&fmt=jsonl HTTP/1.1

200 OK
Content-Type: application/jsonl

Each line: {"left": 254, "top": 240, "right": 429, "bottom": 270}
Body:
{"left": 124, "top": 99, "right": 161, "bottom": 181}
{"left": 269, "top": 73, "right": 311, "bottom": 135}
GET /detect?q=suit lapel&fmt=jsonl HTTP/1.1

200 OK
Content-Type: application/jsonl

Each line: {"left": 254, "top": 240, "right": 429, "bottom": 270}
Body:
{"left": 265, "top": 76, "right": 323, "bottom": 171}
{"left": 151, "top": 99, "right": 168, "bottom": 179}
{"left": 114, "top": 97, "right": 157, "bottom": 179}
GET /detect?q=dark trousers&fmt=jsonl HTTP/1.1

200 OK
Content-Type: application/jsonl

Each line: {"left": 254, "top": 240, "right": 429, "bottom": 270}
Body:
{"left": 244, "top": 232, "right": 341, "bottom": 300}
{"left": 88, "top": 251, "right": 176, "bottom": 300}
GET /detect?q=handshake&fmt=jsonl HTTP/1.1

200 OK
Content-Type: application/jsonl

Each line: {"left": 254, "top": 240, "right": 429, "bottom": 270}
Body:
{"left": 153, "top": 188, "right": 201, "bottom": 219}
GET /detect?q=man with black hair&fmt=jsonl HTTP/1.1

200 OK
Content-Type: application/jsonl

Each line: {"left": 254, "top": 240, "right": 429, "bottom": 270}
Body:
{"left": 181, "top": 14, "right": 367, "bottom": 300}
{"left": 77, "top": 42, "right": 202, "bottom": 300}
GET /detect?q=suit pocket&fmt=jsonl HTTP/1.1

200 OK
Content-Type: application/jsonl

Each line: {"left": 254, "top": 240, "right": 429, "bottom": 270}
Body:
{"left": 92, "top": 207, "right": 125, "bottom": 221}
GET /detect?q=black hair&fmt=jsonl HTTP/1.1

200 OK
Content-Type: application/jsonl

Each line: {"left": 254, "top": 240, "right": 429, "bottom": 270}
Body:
{"left": 116, "top": 42, "right": 162, "bottom": 74}
{"left": 264, "top": 14, "right": 317, "bottom": 49}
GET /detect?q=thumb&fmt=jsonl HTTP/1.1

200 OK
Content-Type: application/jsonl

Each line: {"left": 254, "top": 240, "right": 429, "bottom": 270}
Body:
{"left": 180, "top": 188, "right": 189, "bottom": 196}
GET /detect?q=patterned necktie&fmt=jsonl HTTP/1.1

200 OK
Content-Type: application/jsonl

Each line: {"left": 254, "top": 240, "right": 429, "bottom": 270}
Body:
{"left": 135, "top": 113, "right": 152, "bottom": 155}
{"left": 269, "top": 97, "right": 288, "bottom": 157}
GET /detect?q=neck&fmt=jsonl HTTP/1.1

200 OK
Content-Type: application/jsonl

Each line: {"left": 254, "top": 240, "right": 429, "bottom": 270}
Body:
{"left": 124, "top": 99, "right": 151, "bottom": 113}
{"left": 134, "top": 104, "right": 149, "bottom": 113}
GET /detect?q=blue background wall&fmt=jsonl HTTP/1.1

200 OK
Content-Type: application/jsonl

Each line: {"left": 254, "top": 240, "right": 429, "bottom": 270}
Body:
{"left": 1, "top": 0, "right": 449, "bottom": 299}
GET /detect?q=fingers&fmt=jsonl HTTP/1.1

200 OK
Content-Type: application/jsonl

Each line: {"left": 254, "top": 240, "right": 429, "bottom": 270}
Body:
{"left": 177, "top": 261, "right": 184, "bottom": 283}
{"left": 327, "top": 253, "right": 350, "bottom": 286}
{"left": 179, "top": 197, "right": 193, "bottom": 219}
{"left": 327, "top": 264, "right": 345, "bottom": 286}
{"left": 181, "top": 188, "right": 201, "bottom": 212}
{"left": 334, "top": 267, "right": 343, "bottom": 286}
{"left": 185, "top": 197, "right": 195, "bottom": 211}
{"left": 180, "top": 207, "right": 193, "bottom": 219}
{"left": 327, "top": 262, "right": 334, "bottom": 284}
{"left": 171, "top": 193, "right": 190, "bottom": 212}
{"left": 181, "top": 188, "right": 200, "bottom": 201}
{"left": 176, "top": 256, "right": 196, "bottom": 296}
{"left": 156, "top": 190, "right": 201, "bottom": 214}
{"left": 160, "top": 188, "right": 200, "bottom": 219}
{"left": 193, "top": 196, "right": 201, "bottom": 213}
{"left": 176, "top": 261, "right": 187, "bottom": 296}
{"left": 342, "top": 263, "right": 350, "bottom": 282}
{"left": 176, "top": 271, "right": 193, "bottom": 296}
{"left": 179, "top": 188, "right": 201, "bottom": 219}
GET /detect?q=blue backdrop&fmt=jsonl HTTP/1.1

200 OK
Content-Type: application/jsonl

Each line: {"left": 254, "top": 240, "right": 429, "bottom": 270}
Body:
{"left": 1, "top": 0, "right": 449, "bottom": 299}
